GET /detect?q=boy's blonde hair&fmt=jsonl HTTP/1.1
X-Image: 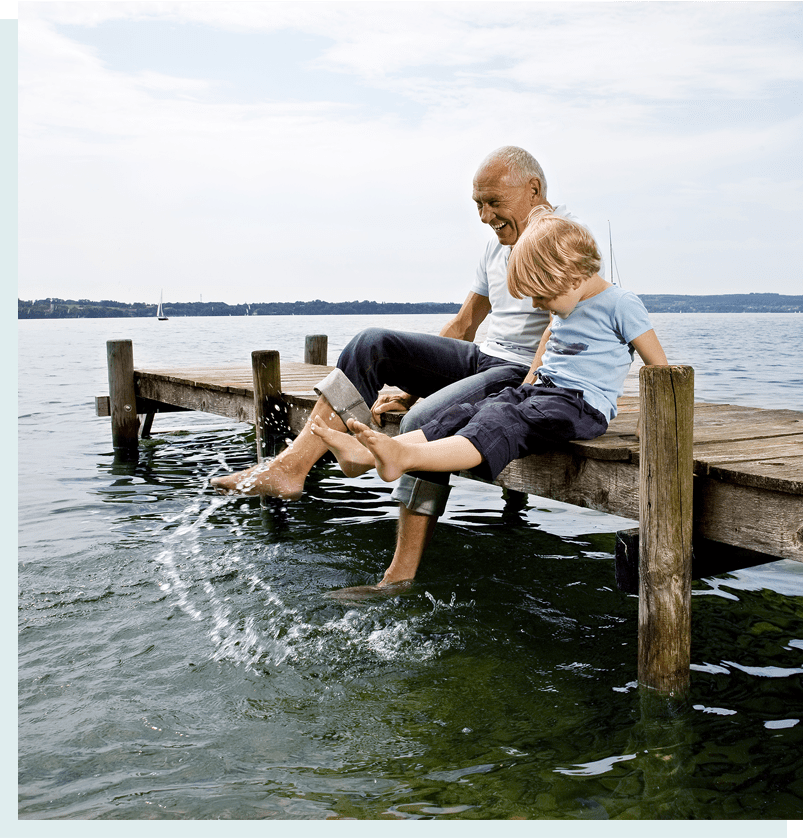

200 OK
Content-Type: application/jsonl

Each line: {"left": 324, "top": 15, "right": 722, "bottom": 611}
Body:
{"left": 507, "top": 207, "right": 601, "bottom": 299}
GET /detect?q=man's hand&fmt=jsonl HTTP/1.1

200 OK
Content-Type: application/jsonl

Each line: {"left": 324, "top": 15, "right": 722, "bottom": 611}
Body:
{"left": 370, "top": 392, "right": 419, "bottom": 426}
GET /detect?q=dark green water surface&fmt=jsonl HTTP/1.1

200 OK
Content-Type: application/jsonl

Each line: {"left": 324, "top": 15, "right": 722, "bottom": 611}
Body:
{"left": 18, "top": 316, "right": 803, "bottom": 820}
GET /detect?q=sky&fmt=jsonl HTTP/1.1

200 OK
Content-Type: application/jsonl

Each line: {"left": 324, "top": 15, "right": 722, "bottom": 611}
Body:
{"left": 14, "top": 0, "right": 803, "bottom": 305}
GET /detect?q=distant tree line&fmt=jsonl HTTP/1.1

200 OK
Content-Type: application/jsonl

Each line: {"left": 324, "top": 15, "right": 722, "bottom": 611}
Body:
{"left": 637, "top": 293, "right": 803, "bottom": 313}
{"left": 17, "top": 298, "right": 463, "bottom": 319}
{"left": 17, "top": 293, "right": 803, "bottom": 319}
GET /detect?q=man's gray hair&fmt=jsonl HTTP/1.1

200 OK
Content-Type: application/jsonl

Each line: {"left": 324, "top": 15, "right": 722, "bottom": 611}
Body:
{"left": 481, "top": 146, "right": 548, "bottom": 198}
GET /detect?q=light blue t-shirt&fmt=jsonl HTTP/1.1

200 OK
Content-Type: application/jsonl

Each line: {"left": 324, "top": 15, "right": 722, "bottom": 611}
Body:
{"left": 539, "top": 286, "right": 653, "bottom": 421}
{"left": 470, "top": 205, "right": 606, "bottom": 367}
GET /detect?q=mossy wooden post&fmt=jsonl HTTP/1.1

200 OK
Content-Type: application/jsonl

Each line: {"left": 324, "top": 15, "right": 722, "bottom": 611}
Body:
{"left": 638, "top": 365, "right": 695, "bottom": 696}
{"left": 251, "top": 350, "right": 282, "bottom": 463}
{"left": 107, "top": 339, "right": 139, "bottom": 460}
{"left": 304, "top": 335, "right": 328, "bottom": 366}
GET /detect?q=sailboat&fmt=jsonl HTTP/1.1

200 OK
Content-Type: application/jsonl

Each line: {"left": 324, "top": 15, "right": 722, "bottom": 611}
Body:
{"left": 157, "top": 291, "right": 168, "bottom": 321}
{"left": 608, "top": 222, "right": 622, "bottom": 287}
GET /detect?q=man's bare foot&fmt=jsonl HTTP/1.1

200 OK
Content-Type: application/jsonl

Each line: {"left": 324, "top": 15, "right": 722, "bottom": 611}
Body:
{"left": 309, "top": 417, "right": 375, "bottom": 477}
{"left": 346, "top": 419, "right": 413, "bottom": 483}
{"left": 211, "top": 458, "right": 304, "bottom": 499}
{"left": 325, "top": 579, "right": 415, "bottom": 602}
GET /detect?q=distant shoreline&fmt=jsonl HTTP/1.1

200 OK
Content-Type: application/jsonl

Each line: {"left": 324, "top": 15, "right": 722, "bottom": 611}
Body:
{"left": 17, "top": 294, "right": 803, "bottom": 319}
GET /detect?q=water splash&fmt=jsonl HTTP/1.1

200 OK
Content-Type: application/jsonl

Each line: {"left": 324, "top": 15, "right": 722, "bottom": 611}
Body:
{"left": 152, "top": 490, "right": 463, "bottom": 673}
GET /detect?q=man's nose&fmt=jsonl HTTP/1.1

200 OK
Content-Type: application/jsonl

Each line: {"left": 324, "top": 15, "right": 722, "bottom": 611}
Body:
{"left": 479, "top": 204, "right": 494, "bottom": 223}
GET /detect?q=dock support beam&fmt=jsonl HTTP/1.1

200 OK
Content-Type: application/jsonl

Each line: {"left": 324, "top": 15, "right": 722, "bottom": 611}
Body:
{"left": 638, "top": 365, "right": 694, "bottom": 696}
{"left": 304, "top": 335, "right": 328, "bottom": 366}
{"left": 251, "top": 350, "right": 283, "bottom": 463}
{"left": 106, "top": 339, "right": 139, "bottom": 460}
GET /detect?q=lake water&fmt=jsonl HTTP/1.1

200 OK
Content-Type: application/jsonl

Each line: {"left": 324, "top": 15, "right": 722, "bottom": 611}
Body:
{"left": 17, "top": 313, "right": 803, "bottom": 821}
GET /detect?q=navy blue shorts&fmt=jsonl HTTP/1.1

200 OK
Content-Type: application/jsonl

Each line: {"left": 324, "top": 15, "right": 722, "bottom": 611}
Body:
{"left": 418, "top": 379, "right": 608, "bottom": 481}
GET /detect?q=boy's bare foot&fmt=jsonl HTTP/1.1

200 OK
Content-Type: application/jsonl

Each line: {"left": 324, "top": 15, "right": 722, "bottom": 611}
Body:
{"left": 347, "top": 419, "right": 412, "bottom": 483}
{"left": 310, "top": 417, "right": 375, "bottom": 477}
{"left": 211, "top": 458, "right": 304, "bottom": 499}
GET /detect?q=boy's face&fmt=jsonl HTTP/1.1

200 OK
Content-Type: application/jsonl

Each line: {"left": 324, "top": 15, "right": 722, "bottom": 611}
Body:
{"left": 530, "top": 280, "right": 586, "bottom": 319}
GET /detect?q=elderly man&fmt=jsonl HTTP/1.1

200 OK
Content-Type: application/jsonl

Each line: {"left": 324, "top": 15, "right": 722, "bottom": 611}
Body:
{"left": 212, "top": 146, "right": 602, "bottom": 589}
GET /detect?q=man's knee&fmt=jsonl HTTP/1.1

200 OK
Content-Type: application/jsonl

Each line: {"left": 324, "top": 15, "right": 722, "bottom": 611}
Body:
{"left": 337, "top": 327, "right": 395, "bottom": 369}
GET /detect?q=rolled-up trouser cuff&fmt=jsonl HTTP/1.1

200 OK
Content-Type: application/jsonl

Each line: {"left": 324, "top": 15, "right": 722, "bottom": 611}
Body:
{"left": 391, "top": 474, "right": 451, "bottom": 517}
{"left": 314, "top": 368, "right": 379, "bottom": 430}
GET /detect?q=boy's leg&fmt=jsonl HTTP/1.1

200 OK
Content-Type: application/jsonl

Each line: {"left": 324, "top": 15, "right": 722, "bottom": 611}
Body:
{"left": 312, "top": 420, "right": 432, "bottom": 478}
{"left": 349, "top": 419, "right": 482, "bottom": 482}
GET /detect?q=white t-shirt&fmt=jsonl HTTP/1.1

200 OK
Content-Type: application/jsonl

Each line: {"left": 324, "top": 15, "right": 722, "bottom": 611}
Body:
{"left": 470, "top": 205, "right": 606, "bottom": 366}
{"left": 540, "top": 286, "right": 653, "bottom": 421}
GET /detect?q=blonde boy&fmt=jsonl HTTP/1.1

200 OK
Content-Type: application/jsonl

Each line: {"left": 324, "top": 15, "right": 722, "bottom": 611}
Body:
{"left": 312, "top": 208, "right": 667, "bottom": 488}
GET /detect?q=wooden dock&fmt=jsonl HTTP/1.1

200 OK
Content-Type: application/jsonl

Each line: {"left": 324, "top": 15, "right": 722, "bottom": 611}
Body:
{"left": 98, "top": 337, "right": 803, "bottom": 696}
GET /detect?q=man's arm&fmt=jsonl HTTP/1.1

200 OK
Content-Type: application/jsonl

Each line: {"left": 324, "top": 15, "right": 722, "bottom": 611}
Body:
{"left": 370, "top": 292, "right": 492, "bottom": 425}
{"left": 438, "top": 292, "right": 491, "bottom": 341}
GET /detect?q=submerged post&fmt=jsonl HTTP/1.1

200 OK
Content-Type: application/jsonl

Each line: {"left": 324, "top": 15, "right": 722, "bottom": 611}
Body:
{"left": 638, "top": 365, "right": 694, "bottom": 696}
{"left": 106, "top": 339, "right": 139, "bottom": 460}
{"left": 304, "top": 334, "right": 328, "bottom": 366}
{"left": 251, "top": 350, "right": 282, "bottom": 463}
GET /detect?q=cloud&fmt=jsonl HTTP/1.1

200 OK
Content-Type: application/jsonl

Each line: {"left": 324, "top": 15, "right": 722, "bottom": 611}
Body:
{"left": 18, "top": 2, "right": 803, "bottom": 303}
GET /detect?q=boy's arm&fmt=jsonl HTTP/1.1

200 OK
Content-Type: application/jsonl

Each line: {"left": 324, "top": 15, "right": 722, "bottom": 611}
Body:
{"left": 521, "top": 317, "right": 553, "bottom": 385}
{"left": 631, "top": 329, "right": 669, "bottom": 439}
{"left": 631, "top": 329, "right": 668, "bottom": 367}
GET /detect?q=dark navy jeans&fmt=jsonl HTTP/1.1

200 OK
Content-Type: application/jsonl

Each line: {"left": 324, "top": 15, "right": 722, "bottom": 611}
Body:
{"left": 419, "top": 380, "right": 609, "bottom": 482}
{"left": 336, "top": 327, "right": 530, "bottom": 513}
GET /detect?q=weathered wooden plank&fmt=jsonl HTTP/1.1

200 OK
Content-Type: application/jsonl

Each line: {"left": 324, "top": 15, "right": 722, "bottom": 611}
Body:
{"left": 466, "top": 450, "right": 803, "bottom": 563}
{"left": 136, "top": 374, "right": 255, "bottom": 423}
{"left": 692, "top": 435, "right": 803, "bottom": 464}
{"left": 494, "top": 452, "right": 642, "bottom": 519}
{"left": 691, "top": 421, "right": 803, "bottom": 445}
{"left": 693, "top": 477, "right": 803, "bottom": 561}
{"left": 704, "top": 455, "right": 803, "bottom": 495}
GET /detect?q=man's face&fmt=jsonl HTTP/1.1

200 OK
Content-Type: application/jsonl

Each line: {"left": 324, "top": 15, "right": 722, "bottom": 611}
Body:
{"left": 472, "top": 160, "right": 546, "bottom": 246}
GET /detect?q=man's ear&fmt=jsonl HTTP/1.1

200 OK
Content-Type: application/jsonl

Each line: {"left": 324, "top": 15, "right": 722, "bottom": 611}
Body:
{"left": 528, "top": 177, "right": 542, "bottom": 205}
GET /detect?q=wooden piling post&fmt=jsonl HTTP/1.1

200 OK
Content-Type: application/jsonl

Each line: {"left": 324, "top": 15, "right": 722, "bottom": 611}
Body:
{"left": 251, "top": 350, "right": 282, "bottom": 463}
{"left": 304, "top": 334, "right": 328, "bottom": 366}
{"left": 106, "top": 339, "right": 139, "bottom": 459}
{"left": 638, "top": 365, "right": 695, "bottom": 696}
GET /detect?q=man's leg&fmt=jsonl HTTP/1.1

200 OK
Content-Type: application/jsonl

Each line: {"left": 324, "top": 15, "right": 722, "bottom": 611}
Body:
{"left": 380, "top": 506, "right": 438, "bottom": 585}
{"left": 211, "top": 395, "right": 346, "bottom": 498}
{"left": 378, "top": 359, "right": 530, "bottom": 584}
{"left": 213, "top": 327, "right": 482, "bottom": 498}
